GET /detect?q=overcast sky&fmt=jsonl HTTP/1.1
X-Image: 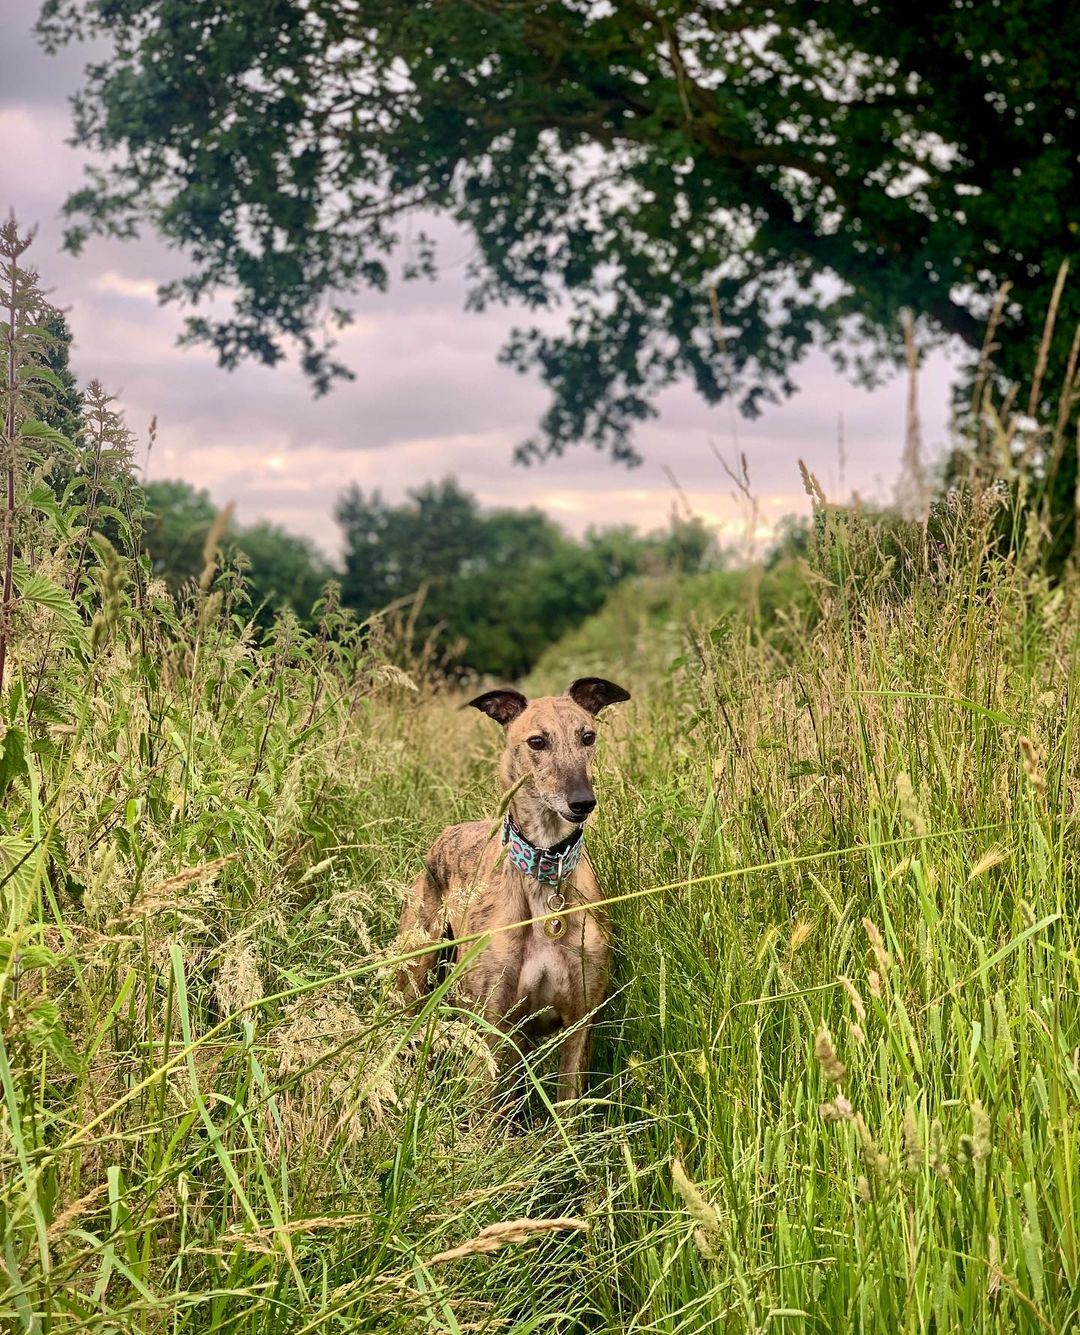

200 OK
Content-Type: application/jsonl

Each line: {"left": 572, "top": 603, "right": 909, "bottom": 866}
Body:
{"left": 0, "top": 2, "right": 959, "bottom": 560}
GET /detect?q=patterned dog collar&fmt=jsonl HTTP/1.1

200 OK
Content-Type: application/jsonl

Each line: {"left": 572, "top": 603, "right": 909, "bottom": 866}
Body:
{"left": 502, "top": 812, "right": 584, "bottom": 885}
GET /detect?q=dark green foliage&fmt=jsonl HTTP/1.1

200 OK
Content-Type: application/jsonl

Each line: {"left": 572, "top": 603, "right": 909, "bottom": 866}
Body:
{"left": 37, "top": 309, "right": 83, "bottom": 445}
{"left": 38, "top": 0, "right": 1080, "bottom": 467}
{"left": 335, "top": 477, "right": 714, "bottom": 678}
{"left": 228, "top": 518, "right": 333, "bottom": 628}
{"left": 141, "top": 478, "right": 332, "bottom": 627}
{"left": 335, "top": 479, "right": 554, "bottom": 619}
{"left": 140, "top": 479, "right": 217, "bottom": 590}
{"left": 131, "top": 477, "right": 710, "bottom": 671}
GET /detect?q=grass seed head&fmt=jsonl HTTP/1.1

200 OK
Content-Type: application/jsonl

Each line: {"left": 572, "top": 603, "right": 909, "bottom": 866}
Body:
{"left": 789, "top": 917, "right": 814, "bottom": 954}
{"left": 798, "top": 459, "right": 827, "bottom": 506}
{"left": 820, "top": 1094, "right": 854, "bottom": 1123}
{"left": 854, "top": 1113, "right": 890, "bottom": 1180}
{"left": 214, "top": 937, "right": 264, "bottom": 1017}
{"left": 903, "top": 1104, "right": 923, "bottom": 1175}
{"left": 968, "top": 845, "right": 1007, "bottom": 881}
{"left": 89, "top": 537, "right": 126, "bottom": 652}
{"left": 929, "top": 1118, "right": 951, "bottom": 1179}
{"left": 427, "top": 1217, "right": 589, "bottom": 1266}
{"left": 814, "top": 1025, "right": 846, "bottom": 1083}
{"left": 671, "top": 1157, "right": 723, "bottom": 1245}
{"left": 692, "top": 1227, "right": 716, "bottom": 1259}
{"left": 838, "top": 974, "right": 867, "bottom": 1023}
{"left": 895, "top": 771, "right": 927, "bottom": 837}
{"left": 960, "top": 1100, "right": 992, "bottom": 1163}
{"left": 1018, "top": 735, "right": 1046, "bottom": 797}
{"left": 45, "top": 1182, "right": 110, "bottom": 1242}
{"left": 862, "top": 917, "right": 892, "bottom": 974}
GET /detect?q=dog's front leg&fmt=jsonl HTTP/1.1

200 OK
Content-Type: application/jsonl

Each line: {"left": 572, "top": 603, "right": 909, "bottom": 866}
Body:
{"left": 396, "top": 869, "right": 447, "bottom": 1004}
{"left": 556, "top": 1025, "right": 591, "bottom": 1105}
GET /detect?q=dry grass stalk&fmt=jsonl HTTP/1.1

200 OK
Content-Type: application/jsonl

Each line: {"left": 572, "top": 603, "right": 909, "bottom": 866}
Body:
{"left": 898, "top": 308, "right": 929, "bottom": 520}
{"left": 107, "top": 856, "right": 234, "bottom": 927}
{"left": 46, "top": 1182, "right": 110, "bottom": 1240}
{"left": 971, "top": 281, "right": 1013, "bottom": 455}
{"left": 968, "top": 846, "right": 1007, "bottom": 882}
{"left": 1051, "top": 321, "right": 1080, "bottom": 457}
{"left": 1027, "top": 259, "right": 1070, "bottom": 420}
{"left": 1018, "top": 736, "right": 1046, "bottom": 798}
{"left": 199, "top": 503, "right": 235, "bottom": 594}
{"left": 426, "top": 1216, "right": 588, "bottom": 1265}
{"left": 210, "top": 1215, "right": 374, "bottom": 1256}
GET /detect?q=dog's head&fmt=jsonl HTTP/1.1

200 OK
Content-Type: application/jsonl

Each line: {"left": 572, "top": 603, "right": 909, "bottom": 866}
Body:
{"left": 466, "top": 677, "right": 630, "bottom": 825}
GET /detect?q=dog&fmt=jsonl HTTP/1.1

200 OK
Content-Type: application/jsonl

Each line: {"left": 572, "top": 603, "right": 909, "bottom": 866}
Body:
{"left": 396, "top": 676, "right": 630, "bottom": 1104}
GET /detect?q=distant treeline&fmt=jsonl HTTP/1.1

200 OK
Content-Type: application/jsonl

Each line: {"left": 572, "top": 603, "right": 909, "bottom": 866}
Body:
{"left": 139, "top": 475, "right": 717, "bottom": 679}
{"left": 37, "top": 308, "right": 716, "bottom": 680}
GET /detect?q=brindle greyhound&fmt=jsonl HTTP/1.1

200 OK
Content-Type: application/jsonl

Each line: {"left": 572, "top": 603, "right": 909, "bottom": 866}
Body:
{"left": 396, "top": 677, "right": 630, "bottom": 1103}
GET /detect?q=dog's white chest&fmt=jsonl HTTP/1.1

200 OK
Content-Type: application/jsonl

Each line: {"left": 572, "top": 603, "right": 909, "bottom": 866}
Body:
{"left": 519, "top": 928, "right": 571, "bottom": 989}
{"left": 515, "top": 931, "right": 575, "bottom": 1030}
{"left": 514, "top": 883, "right": 577, "bottom": 1028}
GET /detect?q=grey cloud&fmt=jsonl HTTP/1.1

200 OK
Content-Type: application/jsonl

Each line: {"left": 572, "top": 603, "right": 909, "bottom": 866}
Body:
{"left": 0, "top": 7, "right": 93, "bottom": 107}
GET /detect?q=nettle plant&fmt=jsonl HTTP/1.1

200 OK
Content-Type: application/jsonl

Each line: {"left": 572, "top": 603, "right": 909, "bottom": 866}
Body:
{"left": 0, "top": 218, "right": 148, "bottom": 1120}
{"left": 1, "top": 221, "right": 153, "bottom": 810}
{"left": 0, "top": 222, "right": 378, "bottom": 1169}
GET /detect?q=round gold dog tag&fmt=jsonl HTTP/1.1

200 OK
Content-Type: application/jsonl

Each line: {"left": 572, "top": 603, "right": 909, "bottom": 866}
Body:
{"left": 544, "top": 916, "right": 567, "bottom": 941}
{"left": 544, "top": 888, "right": 567, "bottom": 940}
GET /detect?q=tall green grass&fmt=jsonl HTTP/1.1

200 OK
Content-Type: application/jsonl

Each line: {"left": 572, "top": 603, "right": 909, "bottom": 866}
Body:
{"left": 3, "top": 221, "right": 1080, "bottom": 1331}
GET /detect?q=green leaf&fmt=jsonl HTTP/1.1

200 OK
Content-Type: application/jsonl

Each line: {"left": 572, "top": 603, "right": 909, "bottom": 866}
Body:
{"left": 95, "top": 504, "right": 133, "bottom": 538}
{"left": 27, "top": 483, "right": 74, "bottom": 534}
{"left": 0, "top": 726, "right": 28, "bottom": 800}
{"left": 16, "top": 365, "right": 67, "bottom": 392}
{"left": 9, "top": 944, "right": 60, "bottom": 971}
{"left": 20, "top": 418, "right": 73, "bottom": 452}
{"left": 13, "top": 562, "right": 86, "bottom": 645}
{"left": 27, "top": 998, "right": 79, "bottom": 1071}
{"left": 0, "top": 836, "right": 41, "bottom": 928}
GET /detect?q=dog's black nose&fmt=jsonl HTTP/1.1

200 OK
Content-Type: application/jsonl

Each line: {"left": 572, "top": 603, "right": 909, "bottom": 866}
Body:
{"left": 569, "top": 796, "right": 596, "bottom": 818}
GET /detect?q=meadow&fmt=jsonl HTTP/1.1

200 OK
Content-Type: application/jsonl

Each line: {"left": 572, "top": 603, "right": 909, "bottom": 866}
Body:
{"left": 3, "top": 227, "right": 1080, "bottom": 1333}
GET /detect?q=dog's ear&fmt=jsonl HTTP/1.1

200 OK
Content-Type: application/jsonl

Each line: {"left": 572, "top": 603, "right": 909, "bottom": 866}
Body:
{"left": 566, "top": 677, "right": 631, "bottom": 715}
{"left": 465, "top": 688, "right": 529, "bottom": 726}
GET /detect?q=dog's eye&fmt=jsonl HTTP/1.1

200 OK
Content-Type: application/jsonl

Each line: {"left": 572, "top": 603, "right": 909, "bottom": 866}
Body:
{"left": 526, "top": 735, "right": 547, "bottom": 751}
{"left": 581, "top": 730, "right": 596, "bottom": 746}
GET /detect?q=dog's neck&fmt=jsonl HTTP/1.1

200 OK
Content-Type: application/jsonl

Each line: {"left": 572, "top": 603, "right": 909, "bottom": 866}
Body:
{"left": 506, "top": 785, "right": 579, "bottom": 851}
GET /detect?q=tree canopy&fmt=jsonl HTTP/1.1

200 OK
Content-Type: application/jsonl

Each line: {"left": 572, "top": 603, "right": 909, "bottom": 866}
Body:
{"left": 40, "top": 0, "right": 1080, "bottom": 463}
{"left": 336, "top": 477, "right": 713, "bottom": 676}
{"left": 134, "top": 476, "right": 713, "bottom": 674}
{"left": 141, "top": 479, "right": 332, "bottom": 625}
